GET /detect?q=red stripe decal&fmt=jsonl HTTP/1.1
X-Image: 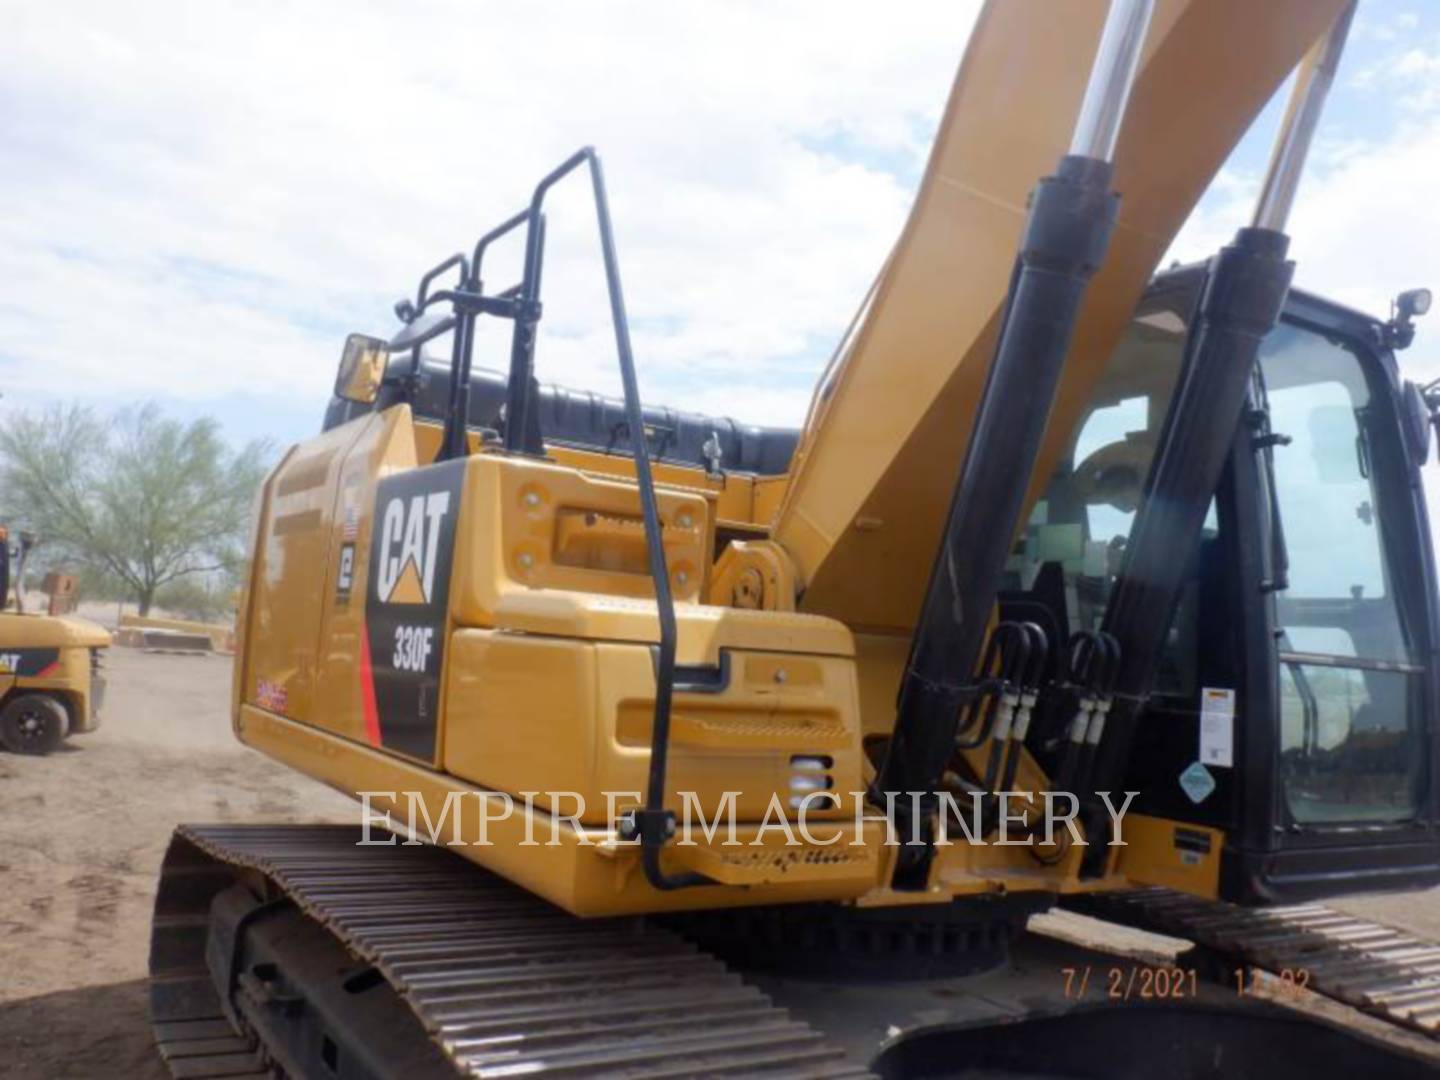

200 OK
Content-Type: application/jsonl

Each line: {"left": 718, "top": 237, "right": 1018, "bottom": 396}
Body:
{"left": 359, "top": 628, "right": 381, "bottom": 747}
{"left": 35, "top": 661, "right": 59, "bottom": 678}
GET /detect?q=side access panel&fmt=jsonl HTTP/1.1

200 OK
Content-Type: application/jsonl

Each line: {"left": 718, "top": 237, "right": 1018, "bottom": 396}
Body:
{"left": 242, "top": 406, "right": 421, "bottom": 750}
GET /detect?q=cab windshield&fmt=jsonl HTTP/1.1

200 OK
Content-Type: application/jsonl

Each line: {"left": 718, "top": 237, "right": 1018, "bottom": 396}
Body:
{"left": 1013, "top": 288, "right": 1201, "bottom": 695}
{"left": 1018, "top": 285, "right": 1427, "bottom": 825}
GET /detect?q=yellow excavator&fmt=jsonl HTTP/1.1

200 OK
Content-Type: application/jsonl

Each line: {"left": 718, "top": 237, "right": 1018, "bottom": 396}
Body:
{"left": 0, "top": 526, "right": 110, "bottom": 753}
{"left": 149, "top": 1, "right": 1440, "bottom": 1076}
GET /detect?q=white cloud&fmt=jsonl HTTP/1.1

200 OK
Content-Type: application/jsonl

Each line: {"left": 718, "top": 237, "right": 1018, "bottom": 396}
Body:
{"left": 1170, "top": 33, "right": 1439, "bottom": 342}
{"left": 0, "top": 0, "right": 978, "bottom": 436}
{"left": 3, "top": 2, "right": 1439, "bottom": 542}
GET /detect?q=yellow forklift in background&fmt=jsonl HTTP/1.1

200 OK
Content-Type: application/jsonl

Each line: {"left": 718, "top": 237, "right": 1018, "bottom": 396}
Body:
{"left": 150, "top": 1, "right": 1440, "bottom": 1076}
{"left": 0, "top": 526, "right": 110, "bottom": 753}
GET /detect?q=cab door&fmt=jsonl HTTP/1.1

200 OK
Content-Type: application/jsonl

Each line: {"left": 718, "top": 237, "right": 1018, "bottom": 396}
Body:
{"left": 1227, "top": 303, "right": 1440, "bottom": 901}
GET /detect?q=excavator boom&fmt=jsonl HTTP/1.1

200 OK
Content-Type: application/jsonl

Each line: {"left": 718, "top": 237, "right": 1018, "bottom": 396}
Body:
{"left": 773, "top": 0, "right": 1347, "bottom": 632}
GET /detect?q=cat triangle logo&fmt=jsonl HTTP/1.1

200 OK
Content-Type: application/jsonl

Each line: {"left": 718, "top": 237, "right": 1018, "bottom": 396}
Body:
{"left": 374, "top": 490, "right": 451, "bottom": 605}
{"left": 388, "top": 560, "right": 426, "bottom": 605}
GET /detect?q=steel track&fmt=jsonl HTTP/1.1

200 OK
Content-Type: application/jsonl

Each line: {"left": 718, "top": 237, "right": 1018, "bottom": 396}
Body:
{"left": 148, "top": 824, "right": 873, "bottom": 1079}
{"left": 1070, "top": 886, "right": 1440, "bottom": 1039}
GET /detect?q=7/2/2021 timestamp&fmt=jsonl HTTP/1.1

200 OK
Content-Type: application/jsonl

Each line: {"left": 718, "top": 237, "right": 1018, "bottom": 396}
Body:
{"left": 1062, "top": 966, "right": 1313, "bottom": 1002}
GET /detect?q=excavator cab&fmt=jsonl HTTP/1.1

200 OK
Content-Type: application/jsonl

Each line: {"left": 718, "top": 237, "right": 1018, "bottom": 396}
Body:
{"left": 1018, "top": 270, "right": 1440, "bottom": 903}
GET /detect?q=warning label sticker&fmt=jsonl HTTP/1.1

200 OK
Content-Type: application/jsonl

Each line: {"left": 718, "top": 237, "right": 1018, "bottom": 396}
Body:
{"left": 1199, "top": 686, "right": 1235, "bottom": 768}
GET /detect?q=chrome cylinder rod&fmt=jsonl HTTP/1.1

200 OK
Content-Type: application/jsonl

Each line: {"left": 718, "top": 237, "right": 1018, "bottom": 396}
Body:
{"left": 1252, "top": 0, "right": 1358, "bottom": 232}
{"left": 1069, "top": 0, "right": 1157, "bottom": 162}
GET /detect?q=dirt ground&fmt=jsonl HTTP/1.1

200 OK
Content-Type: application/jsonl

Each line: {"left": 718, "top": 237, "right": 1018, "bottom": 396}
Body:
{"left": 0, "top": 647, "right": 353, "bottom": 1079}
{"left": 1, "top": 646, "right": 1438, "bottom": 1077}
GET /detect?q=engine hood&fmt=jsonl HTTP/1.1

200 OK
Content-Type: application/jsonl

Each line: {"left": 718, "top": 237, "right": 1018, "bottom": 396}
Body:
{"left": 0, "top": 612, "right": 113, "bottom": 649}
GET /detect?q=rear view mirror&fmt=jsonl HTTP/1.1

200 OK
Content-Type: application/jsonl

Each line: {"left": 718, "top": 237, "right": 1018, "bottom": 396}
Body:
{"left": 335, "top": 334, "right": 389, "bottom": 404}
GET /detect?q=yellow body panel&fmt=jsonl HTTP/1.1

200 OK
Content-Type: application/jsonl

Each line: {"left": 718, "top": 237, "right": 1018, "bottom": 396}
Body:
{"left": 0, "top": 612, "right": 110, "bottom": 651}
{"left": 449, "top": 453, "right": 709, "bottom": 613}
{"left": 444, "top": 631, "right": 861, "bottom": 823}
{"left": 412, "top": 414, "right": 778, "bottom": 534}
{"left": 238, "top": 703, "right": 882, "bottom": 916}
{"left": 1113, "top": 814, "right": 1223, "bottom": 900}
{"left": 245, "top": 417, "right": 386, "bottom": 727}
{"left": 448, "top": 453, "right": 849, "bottom": 663}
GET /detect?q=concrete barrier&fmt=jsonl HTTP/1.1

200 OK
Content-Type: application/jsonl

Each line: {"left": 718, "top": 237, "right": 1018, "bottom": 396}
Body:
{"left": 116, "top": 615, "right": 235, "bottom": 654}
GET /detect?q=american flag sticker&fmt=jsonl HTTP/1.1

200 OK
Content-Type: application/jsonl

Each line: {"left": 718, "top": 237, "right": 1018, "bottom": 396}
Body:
{"left": 342, "top": 504, "right": 360, "bottom": 540}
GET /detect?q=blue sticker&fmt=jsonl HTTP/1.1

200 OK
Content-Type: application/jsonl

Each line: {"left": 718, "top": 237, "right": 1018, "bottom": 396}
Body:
{"left": 1179, "top": 761, "right": 1217, "bottom": 805}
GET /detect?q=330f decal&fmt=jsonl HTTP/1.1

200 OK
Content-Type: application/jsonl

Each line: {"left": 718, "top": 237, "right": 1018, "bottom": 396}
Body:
{"left": 393, "top": 625, "right": 435, "bottom": 672}
{"left": 363, "top": 459, "right": 465, "bottom": 762}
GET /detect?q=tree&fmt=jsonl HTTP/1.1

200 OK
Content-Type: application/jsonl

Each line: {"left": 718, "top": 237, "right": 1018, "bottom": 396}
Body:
{"left": 154, "top": 577, "right": 240, "bottom": 622}
{"left": 0, "top": 403, "right": 270, "bottom": 615}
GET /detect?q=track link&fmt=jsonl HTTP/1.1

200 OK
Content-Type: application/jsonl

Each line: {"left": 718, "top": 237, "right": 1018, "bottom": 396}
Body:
{"left": 1071, "top": 886, "right": 1440, "bottom": 1039}
{"left": 149, "top": 824, "right": 872, "bottom": 1078}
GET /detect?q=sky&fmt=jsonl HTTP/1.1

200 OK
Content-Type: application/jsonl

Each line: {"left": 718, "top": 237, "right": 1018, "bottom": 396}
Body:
{"left": 1, "top": 1, "right": 1437, "bottom": 457}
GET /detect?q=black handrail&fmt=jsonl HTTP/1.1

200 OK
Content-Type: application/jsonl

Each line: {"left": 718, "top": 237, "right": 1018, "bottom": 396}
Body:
{"left": 469, "top": 209, "right": 530, "bottom": 290}
{"left": 417, "top": 253, "right": 469, "bottom": 312}
{"left": 408, "top": 147, "right": 708, "bottom": 891}
{"left": 579, "top": 148, "right": 709, "bottom": 890}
